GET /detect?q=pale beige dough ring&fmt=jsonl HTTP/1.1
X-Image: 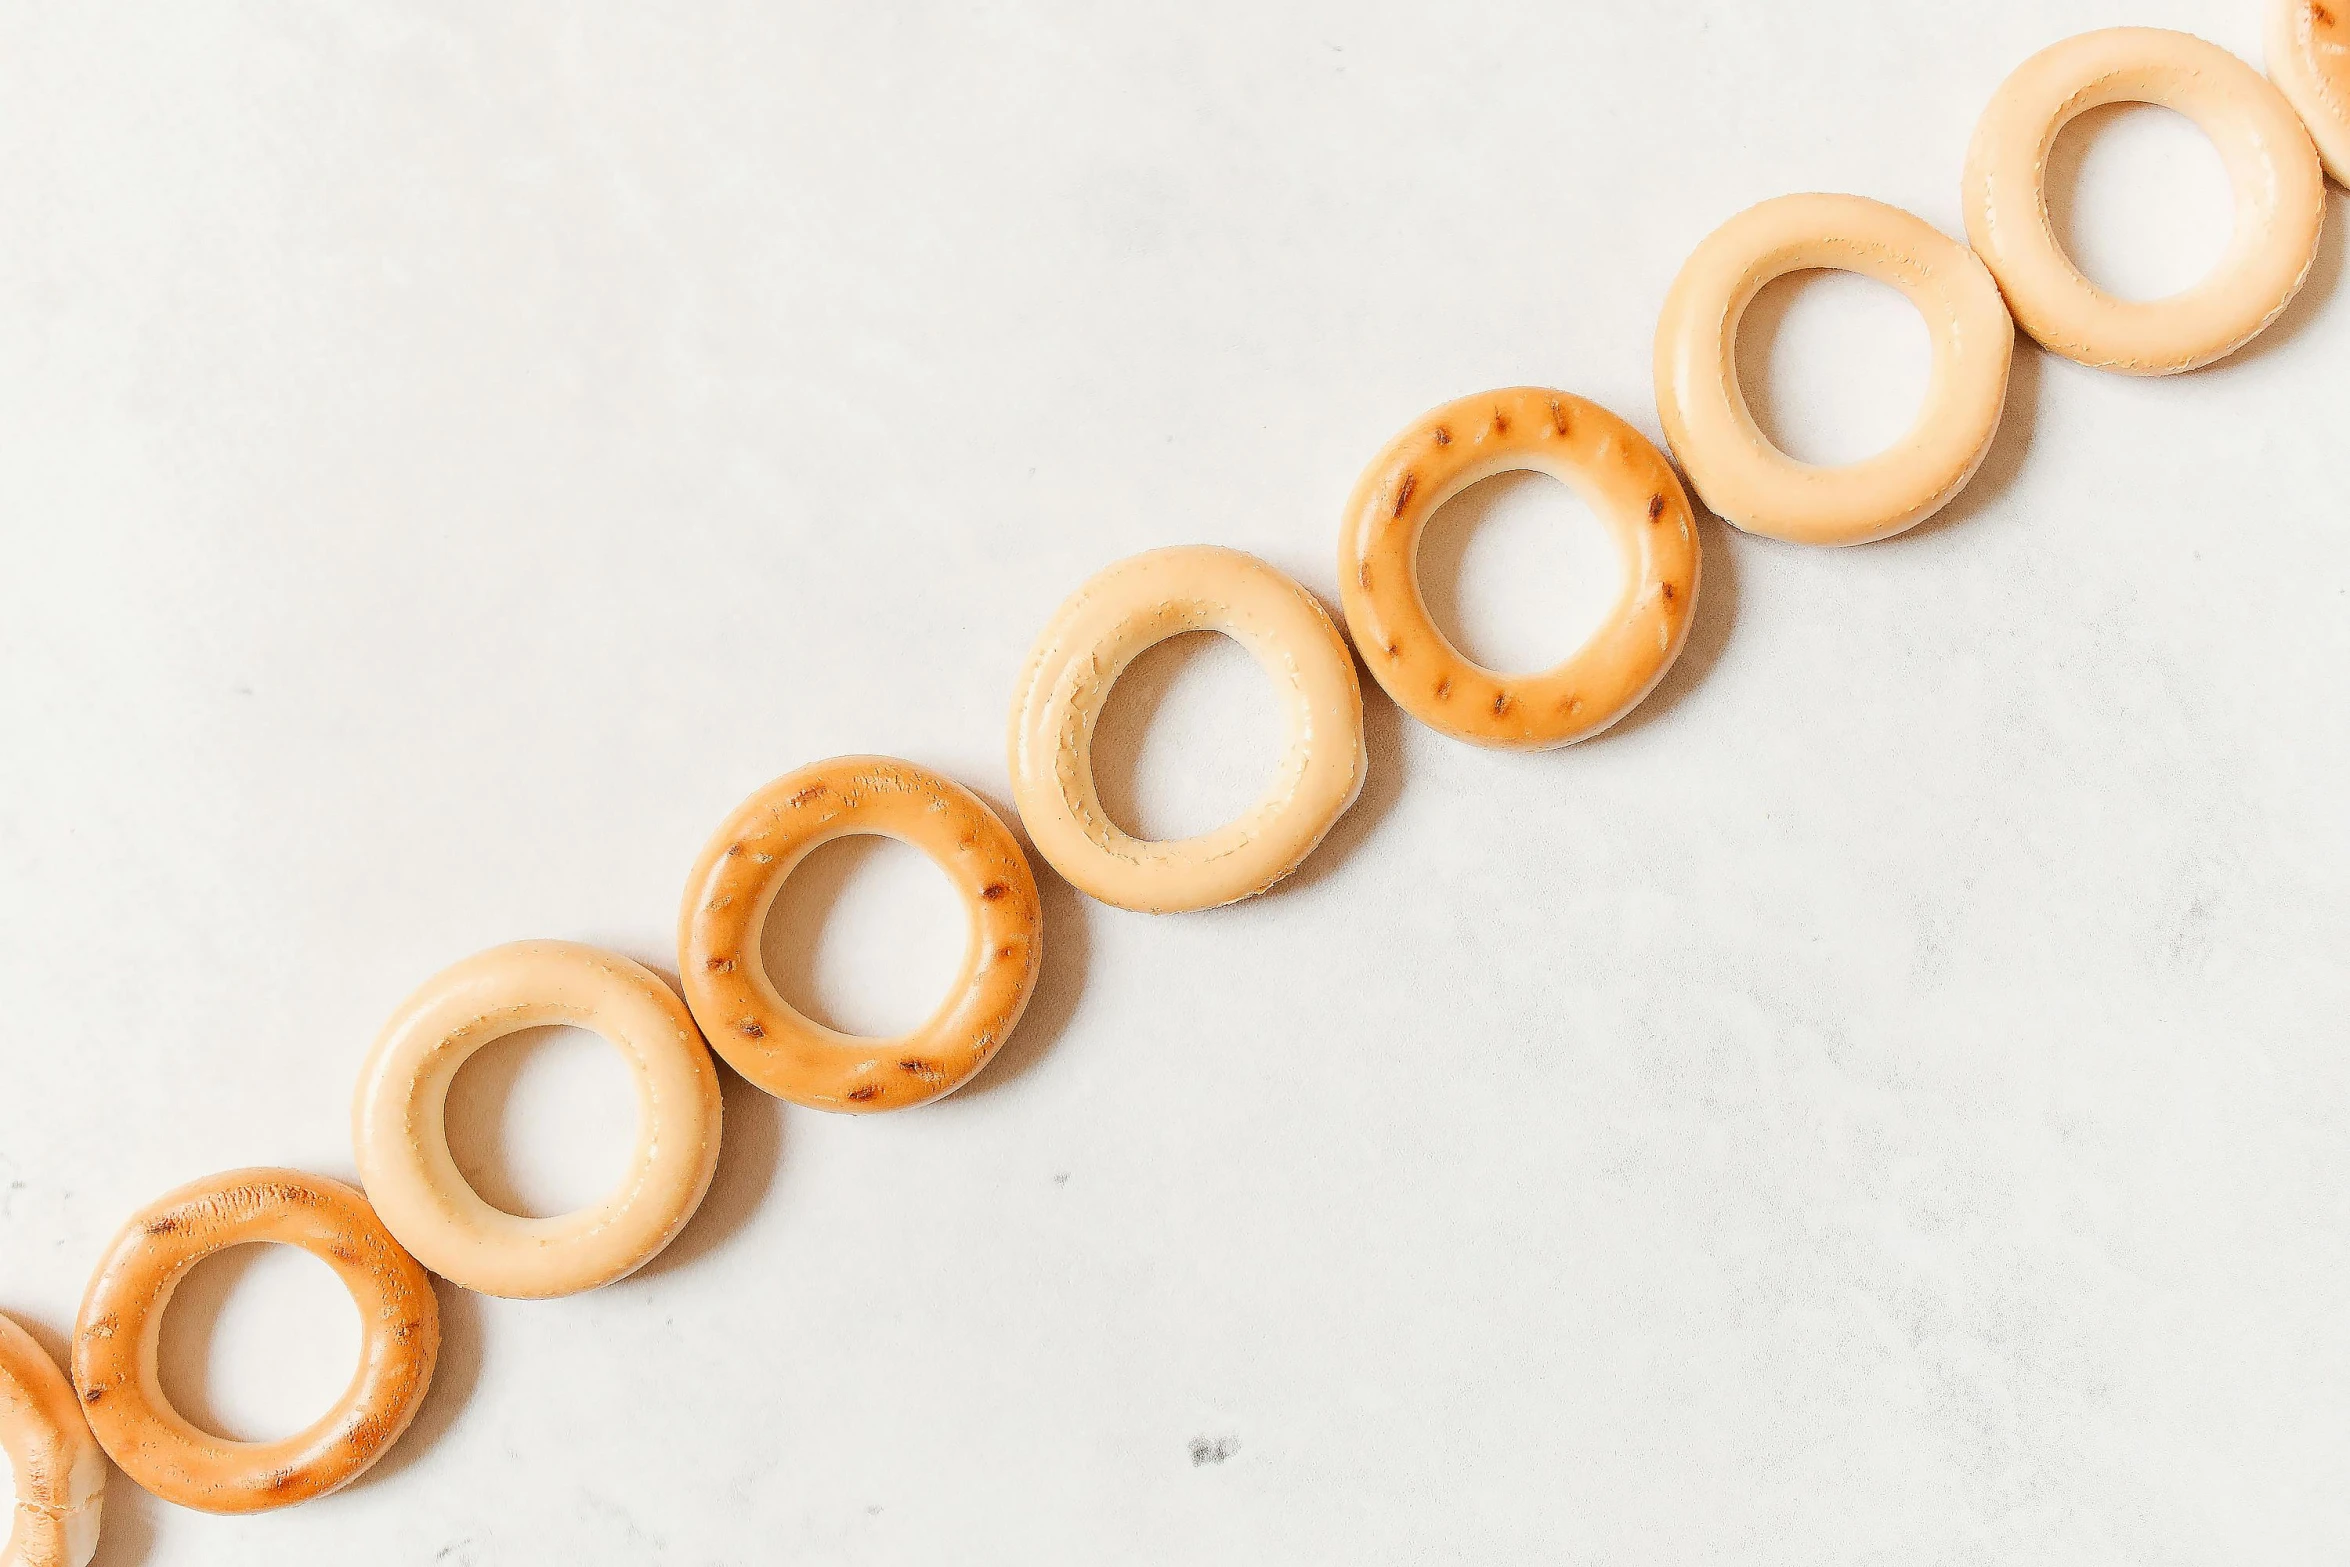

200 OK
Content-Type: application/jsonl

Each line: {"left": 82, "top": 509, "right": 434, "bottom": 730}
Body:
{"left": 1339, "top": 387, "right": 1700, "bottom": 747}
{"left": 2269, "top": 0, "right": 2350, "bottom": 185}
{"left": 1654, "top": 193, "right": 2014, "bottom": 546}
{"left": 1, "top": 1314, "right": 103, "bottom": 1567}
{"left": 680, "top": 756, "right": 1044, "bottom": 1112}
{"left": 1963, "top": 26, "right": 2325, "bottom": 374}
{"left": 71, "top": 1169, "right": 439, "bottom": 1515}
{"left": 1010, "top": 546, "right": 1366, "bottom": 914}
{"left": 353, "top": 940, "right": 724, "bottom": 1299}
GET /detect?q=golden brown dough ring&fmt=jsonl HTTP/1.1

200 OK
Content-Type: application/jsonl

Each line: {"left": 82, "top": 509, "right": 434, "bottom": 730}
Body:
{"left": 1009, "top": 546, "right": 1367, "bottom": 913}
{"left": 679, "top": 756, "right": 1043, "bottom": 1112}
{"left": 2269, "top": 0, "right": 2350, "bottom": 185}
{"left": 1339, "top": 387, "right": 1699, "bottom": 746}
{"left": 353, "top": 941, "right": 724, "bottom": 1299}
{"left": 71, "top": 1169, "right": 439, "bottom": 1515}
{"left": 1, "top": 1314, "right": 104, "bottom": 1567}
{"left": 1654, "top": 194, "right": 2014, "bottom": 546}
{"left": 1964, "top": 26, "right": 2325, "bottom": 373}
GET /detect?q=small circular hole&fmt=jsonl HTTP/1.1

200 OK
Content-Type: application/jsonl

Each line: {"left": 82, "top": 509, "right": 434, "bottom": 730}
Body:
{"left": 1737, "top": 268, "right": 1931, "bottom": 467}
{"left": 2046, "top": 102, "right": 2232, "bottom": 302}
{"left": 445, "top": 1024, "right": 639, "bottom": 1219}
{"left": 1092, "top": 630, "right": 1283, "bottom": 842}
{"left": 1417, "top": 470, "right": 1623, "bottom": 674}
{"left": 155, "top": 1242, "right": 360, "bottom": 1443}
{"left": 761, "top": 834, "right": 968, "bottom": 1037}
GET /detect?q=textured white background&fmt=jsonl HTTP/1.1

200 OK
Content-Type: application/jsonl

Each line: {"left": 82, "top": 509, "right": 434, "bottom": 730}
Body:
{"left": 4, "top": 2, "right": 2348, "bottom": 1562}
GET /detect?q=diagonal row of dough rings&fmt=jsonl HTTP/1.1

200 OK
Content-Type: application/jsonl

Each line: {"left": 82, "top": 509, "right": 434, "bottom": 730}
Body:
{"left": 21, "top": 10, "right": 2347, "bottom": 1551}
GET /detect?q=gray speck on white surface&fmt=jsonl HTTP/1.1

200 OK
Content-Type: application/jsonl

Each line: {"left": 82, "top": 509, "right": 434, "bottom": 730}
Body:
{"left": 1189, "top": 1436, "right": 1241, "bottom": 1467}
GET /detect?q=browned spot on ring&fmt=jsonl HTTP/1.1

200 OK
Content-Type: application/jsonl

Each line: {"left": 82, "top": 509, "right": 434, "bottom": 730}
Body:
{"left": 1434, "top": 677, "right": 1452, "bottom": 701}
{"left": 145, "top": 1215, "right": 179, "bottom": 1235}
{"left": 1660, "top": 582, "right": 1677, "bottom": 603}
{"left": 1432, "top": 426, "right": 1452, "bottom": 446}
{"left": 706, "top": 955, "right": 735, "bottom": 973}
{"left": 1492, "top": 407, "right": 1511, "bottom": 435}
{"left": 1547, "top": 398, "right": 1570, "bottom": 436}
{"left": 1647, "top": 493, "right": 1666, "bottom": 522}
{"left": 265, "top": 1468, "right": 300, "bottom": 1493}
{"left": 2314, "top": 1, "right": 2335, "bottom": 24}
{"left": 959, "top": 833, "right": 977, "bottom": 850}
{"left": 1357, "top": 562, "right": 1371, "bottom": 590}
{"left": 738, "top": 1019, "right": 765, "bottom": 1039}
{"left": 982, "top": 882, "right": 1010, "bottom": 900}
{"left": 790, "top": 784, "right": 828, "bottom": 806}
{"left": 898, "top": 1059, "right": 935, "bottom": 1075}
{"left": 81, "top": 1385, "right": 104, "bottom": 1405}
{"left": 1384, "top": 640, "right": 1401, "bottom": 658}
{"left": 724, "top": 843, "right": 743, "bottom": 858}
{"left": 1392, "top": 472, "right": 1418, "bottom": 517}
{"left": 1491, "top": 692, "right": 1511, "bottom": 717}
{"left": 846, "top": 1084, "right": 881, "bottom": 1102}
{"left": 997, "top": 943, "right": 1019, "bottom": 960}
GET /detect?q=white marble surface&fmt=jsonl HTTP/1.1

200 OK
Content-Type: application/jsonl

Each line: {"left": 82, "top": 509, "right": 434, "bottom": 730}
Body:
{"left": 4, "top": 2, "right": 2348, "bottom": 1562}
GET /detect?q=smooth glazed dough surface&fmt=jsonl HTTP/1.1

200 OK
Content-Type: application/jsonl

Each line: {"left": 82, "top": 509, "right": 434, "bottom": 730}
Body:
{"left": 1009, "top": 546, "right": 1367, "bottom": 914}
{"left": 2269, "top": 0, "right": 2350, "bottom": 185}
{"left": 1339, "top": 387, "right": 1699, "bottom": 746}
{"left": 1964, "top": 26, "right": 2325, "bottom": 373}
{"left": 0, "top": 1315, "right": 104, "bottom": 1567}
{"left": 71, "top": 1169, "right": 439, "bottom": 1516}
{"left": 680, "top": 756, "right": 1044, "bottom": 1112}
{"left": 354, "top": 940, "right": 724, "bottom": 1300}
{"left": 1654, "top": 193, "right": 2014, "bottom": 546}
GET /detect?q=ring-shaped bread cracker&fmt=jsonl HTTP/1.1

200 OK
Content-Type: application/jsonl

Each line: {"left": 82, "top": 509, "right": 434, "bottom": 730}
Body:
{"left": 1964, "top": 26, "right": 2325, "bottom": 373}
{"left": 1, "top": 1313, "right": 104, "bottom": 1567}
{"left": 1654, "top": 195, "right": 2014, "bottom": 545}
{"left": 680, "top": 756, "right": 1043, "bottom": 1111}
{"left": 71, "top": 1169, "right": 438, "bottom": 1515}
{"left": 354, "top": 941, "right": 724, "bottom": 1299}
{"left": 1009, "top": 547, "right": 1366, "bottom": 913}
{"left": 1340, "top": 387, "right": 1701, "bottom": 744}
{"left": 2268, "top": 0, "right": 2350, "bottom": 187}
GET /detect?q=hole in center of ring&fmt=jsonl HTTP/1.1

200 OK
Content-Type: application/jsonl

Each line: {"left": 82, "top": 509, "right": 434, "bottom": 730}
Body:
{"left": 2046, "top": 101, "right": 2233, "bottom": 303}
{"left": 1417, "top": 470, "right": 1624, "bottom": 676}
{"left": 1737, "top": 268, "right": 1931, "bottom": 467}
{"left": 761, "top": 834, "right": 968, "bottom": 1038}
{"left": 155, "top": 1241, "right": 361, "bottom": 1443}
{"left": 1092, "top": 629, "right": 1284, "bottom": 842}
{"left": 446, "top": 1024, "right": 641, "bottom": 1219}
